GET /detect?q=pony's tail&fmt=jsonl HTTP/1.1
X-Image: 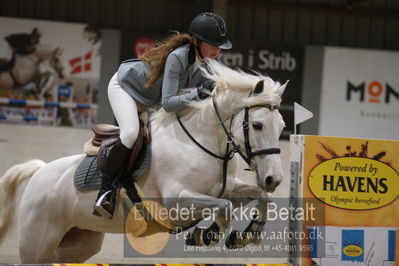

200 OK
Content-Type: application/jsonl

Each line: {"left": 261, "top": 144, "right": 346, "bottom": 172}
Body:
{"left": 0, "top": 160, "right": 46, "bottom": 244}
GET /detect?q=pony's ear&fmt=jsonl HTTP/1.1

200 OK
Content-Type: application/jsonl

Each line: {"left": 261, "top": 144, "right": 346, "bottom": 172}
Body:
{"left": 251, "top": 80, "right": 264, "bottom": 96}
{"left": 276, "top": 80, "right": 288, "bottom": 97}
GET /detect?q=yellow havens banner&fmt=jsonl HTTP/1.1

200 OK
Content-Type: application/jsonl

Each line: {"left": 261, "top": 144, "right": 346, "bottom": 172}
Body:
{"left": 303, "top": 135, "right": 399, "bottom": 226}
{"left": 290, "top": 135, "right": 399, "bottom": 266}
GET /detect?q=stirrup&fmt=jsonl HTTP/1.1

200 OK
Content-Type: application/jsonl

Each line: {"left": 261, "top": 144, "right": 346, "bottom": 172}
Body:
{"left": 93, "top": 190, "right": 114, "bottom": 218}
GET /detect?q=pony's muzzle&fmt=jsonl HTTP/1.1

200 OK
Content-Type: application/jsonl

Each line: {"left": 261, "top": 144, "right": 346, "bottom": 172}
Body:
{"left": 264, "top": 175, "right": 280, "bottom": 192}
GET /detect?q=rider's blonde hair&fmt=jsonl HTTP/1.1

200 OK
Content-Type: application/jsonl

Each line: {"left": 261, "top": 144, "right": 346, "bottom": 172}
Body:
{"left": 139, "top": 32, "right": 194, "bottom": 88}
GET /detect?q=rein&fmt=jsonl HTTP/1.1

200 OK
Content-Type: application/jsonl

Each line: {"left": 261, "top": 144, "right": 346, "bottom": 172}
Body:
{"left": 176, "top": 96, "right": 281, "bottom": 198}
{"left": 176, "top": 112, "right": 233, "bottom": 199}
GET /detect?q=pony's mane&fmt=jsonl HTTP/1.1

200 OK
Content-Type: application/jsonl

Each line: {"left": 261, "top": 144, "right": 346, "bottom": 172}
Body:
{"left": 151, "top": 59, "right": 283, "bottom": 122}
{"left": 201, "top": 59, "right": 282, "bottom": 108}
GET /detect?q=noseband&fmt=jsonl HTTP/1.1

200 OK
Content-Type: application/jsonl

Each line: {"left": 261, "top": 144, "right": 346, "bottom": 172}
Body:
{"left": 176, "top": 96, "right": 281, "bottom": 197}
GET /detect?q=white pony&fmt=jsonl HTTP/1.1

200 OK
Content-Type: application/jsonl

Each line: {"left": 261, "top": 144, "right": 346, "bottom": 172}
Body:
{"left": 0, "top": 60, "right": 286, "bottom": 263}
{"left": 0, "top": 43, "right": 64, "bottom": 98}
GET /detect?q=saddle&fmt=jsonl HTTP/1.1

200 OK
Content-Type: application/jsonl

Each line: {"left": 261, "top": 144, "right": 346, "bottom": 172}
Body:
{"left": 92, "top": 120, "right": 151, "bottom": 175}
{"left": 75, "top": 119, "right": 151, "bottom": 193}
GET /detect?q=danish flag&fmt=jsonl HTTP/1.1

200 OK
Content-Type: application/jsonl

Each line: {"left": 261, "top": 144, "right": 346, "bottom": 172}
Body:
{"left": 69, "top": 51, "right": 92, "bottom": 75}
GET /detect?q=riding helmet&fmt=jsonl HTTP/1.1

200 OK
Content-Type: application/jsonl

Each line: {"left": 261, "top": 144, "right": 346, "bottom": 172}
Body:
{"left": 188, "top": 12, "right": 232, "bottom": 50}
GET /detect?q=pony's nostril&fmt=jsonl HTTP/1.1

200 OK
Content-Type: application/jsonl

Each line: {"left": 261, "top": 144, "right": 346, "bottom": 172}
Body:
{"left": 265, "top": 176, "right": 274, "bottom": 186}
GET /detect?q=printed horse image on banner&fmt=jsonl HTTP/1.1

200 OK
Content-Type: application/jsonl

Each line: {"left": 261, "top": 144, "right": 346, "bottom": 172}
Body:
{"left": 0, "top": 42, "right": 64, "bottom": 99}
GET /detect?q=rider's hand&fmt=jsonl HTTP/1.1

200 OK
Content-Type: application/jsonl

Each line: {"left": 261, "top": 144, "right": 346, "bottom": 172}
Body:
{"left": 197, "top": 79, "right": 215, "bottom": 99}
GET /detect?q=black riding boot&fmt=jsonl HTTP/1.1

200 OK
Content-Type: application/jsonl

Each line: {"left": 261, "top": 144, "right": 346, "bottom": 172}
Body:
{"left": 93, "top": 138, "right": 131, "bottom": 218}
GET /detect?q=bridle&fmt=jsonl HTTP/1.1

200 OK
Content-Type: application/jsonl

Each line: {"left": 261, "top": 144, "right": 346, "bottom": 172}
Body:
{"left": 176, "top": 95, "right": 281, "bottom": 198}
{"left": 213, "top": 99, "right": 281, "bottom": 166}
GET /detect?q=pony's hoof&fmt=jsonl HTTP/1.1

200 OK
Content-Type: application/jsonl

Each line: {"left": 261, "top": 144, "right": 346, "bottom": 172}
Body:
{"left": 186, "top": 227, "right": 202, "bottom": 246}
{"left": 252, "top": 236, "right": 263, "bottom": 245}
{"left": 225, "top": 230, "right": 243, "bottom": 249}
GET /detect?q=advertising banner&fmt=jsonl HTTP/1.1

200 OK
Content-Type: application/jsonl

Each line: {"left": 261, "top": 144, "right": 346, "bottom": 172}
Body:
{"left": 290, "top": 135, "right": 399, "bottom": 266}
{"left": 0, "top": 17, "right": 101, "bottom": 127}
{"left": 319, "top": 47, "right": 399, "bottom": 140}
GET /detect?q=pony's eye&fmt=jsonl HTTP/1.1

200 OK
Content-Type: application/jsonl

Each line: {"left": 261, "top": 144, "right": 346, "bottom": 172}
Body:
{"left": 252, "top": 122, "right": 263, "bottom": 130}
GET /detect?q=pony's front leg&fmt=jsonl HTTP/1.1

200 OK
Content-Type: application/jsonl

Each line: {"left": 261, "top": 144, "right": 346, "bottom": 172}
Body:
{"left": 224, "top": 178, "right": 270, "bottom": 248}
{"left": 177, "top": 190, "right": 234, "bottom": 247}
{"left": 226, "top": 196, "right": 269, "bottom": 249}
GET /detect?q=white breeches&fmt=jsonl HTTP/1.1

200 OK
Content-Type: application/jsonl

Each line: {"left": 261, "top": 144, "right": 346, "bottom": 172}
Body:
{"left": 107, "top": 73, "right": 139, "bottom": 148}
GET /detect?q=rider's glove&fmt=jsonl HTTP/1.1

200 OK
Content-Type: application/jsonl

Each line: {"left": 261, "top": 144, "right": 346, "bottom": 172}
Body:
{"left": 197, "top": 79, "right": 215, "bottom": 99}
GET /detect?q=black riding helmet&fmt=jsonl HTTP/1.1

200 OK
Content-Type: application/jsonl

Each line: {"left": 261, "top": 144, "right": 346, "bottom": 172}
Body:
{"left": 188, "top": 12, "right": 232, "bottom": 50}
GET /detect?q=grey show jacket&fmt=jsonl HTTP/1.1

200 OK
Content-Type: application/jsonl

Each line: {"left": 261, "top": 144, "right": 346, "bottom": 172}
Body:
{"left": 117, "top": 43, "right": 206, "bottom": 112}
